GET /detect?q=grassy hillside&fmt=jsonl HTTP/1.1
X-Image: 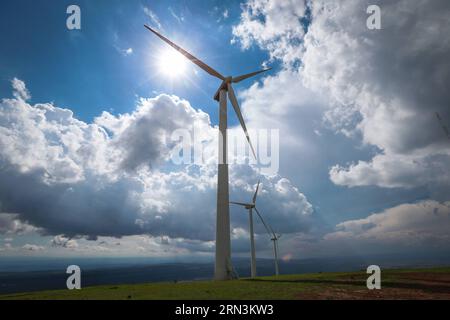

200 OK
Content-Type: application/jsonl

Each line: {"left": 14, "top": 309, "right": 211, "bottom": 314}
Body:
{"left": 1, "top": 267, "right": 449, "bottom": 300}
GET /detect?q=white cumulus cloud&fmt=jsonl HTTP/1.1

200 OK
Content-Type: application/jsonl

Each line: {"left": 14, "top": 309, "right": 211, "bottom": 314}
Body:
{"left": 233, "top": 0, "right": 450, "bottom": 192}
{"left": 0, "top": 79, "right": 313, "bottom": 246}
{"left": 11, "top": 78, "right": 31, "bottom": 101}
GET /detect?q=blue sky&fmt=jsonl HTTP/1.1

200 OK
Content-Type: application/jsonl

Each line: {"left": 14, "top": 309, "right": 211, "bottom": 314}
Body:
{"left": 0, "top": 0, "right": 272, "bottom": 125}
{"left": 0, "top": 0, "right": 449, "bottom": 261}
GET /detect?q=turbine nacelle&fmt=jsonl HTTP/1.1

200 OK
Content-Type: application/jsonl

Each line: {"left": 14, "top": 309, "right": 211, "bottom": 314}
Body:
{"left": 213, "top": 71, "right": 271, "bottom": 101}
{"left": 230, "top": 180, "right": 260, "bottom": 211}
{"left": 213, "top": 80, "right": 230, "bottom": 101}
{"left": 230, "top": 202, "right": 254, "bottom": 210}
{"left": 271, "top": 234, "right": 281, "bottom": 241}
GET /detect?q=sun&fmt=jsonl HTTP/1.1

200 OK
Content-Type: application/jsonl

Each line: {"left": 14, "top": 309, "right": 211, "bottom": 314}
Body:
{"left": 157, "top": 49, "right": 187, "bottom": 78}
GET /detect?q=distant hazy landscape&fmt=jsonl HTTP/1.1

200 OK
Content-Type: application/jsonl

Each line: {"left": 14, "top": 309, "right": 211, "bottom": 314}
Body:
{"left": 2, "top": 267, "right": 450, "bottom": 300}
{"left": 2, "top": 253, "right": 450, "bottom": 295}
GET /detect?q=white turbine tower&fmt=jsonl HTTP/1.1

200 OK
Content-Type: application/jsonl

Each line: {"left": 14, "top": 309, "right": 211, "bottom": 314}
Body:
{"left": 230, "top": 180, "right": 261, "bottom": 278}
{"left": 144, "top": 25, "right": 271, "bottom": 280}
{"left": 253, "top": 208, "right": 281, "bottom": 276}
{"left": 270, "top": 233, "right": 281, "bottom": 276}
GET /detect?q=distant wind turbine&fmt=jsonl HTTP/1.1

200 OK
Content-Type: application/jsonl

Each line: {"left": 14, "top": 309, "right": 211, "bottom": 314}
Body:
{"left": 436, "top": 112, "right": 450, "bottom": 140}
{"left": 270, "top": 233, "right": 281, "bottom": 276}
{"left": 145, "top": 25, "right": 271, "bottom": 280}
{"left": 230, "top": 180, "right": 261, "bottom": 278}
{"left": 253, "top": 207, "right": 281, "bottom": 276}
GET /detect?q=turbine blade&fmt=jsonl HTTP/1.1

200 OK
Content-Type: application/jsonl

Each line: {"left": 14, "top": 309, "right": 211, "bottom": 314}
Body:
{"left": 227, "top": 83, "right": 257, "bottom": 159}
{"left": 252, "top": 180, "right": 260, "bottom": 204}
{"left": 144, "top": 25, "right": 224, "bottom": 80}
{"left": 254, "top": 207, "right": 273, "bottom": 237}
{"left": 232, "top": 68, "right": 272, "bottom": 84}
{"left": 230, "top": 201, "right": 251, "bottom": 207}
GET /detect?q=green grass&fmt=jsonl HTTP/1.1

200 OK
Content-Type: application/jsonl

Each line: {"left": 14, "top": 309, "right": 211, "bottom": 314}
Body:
{"left": 1, "top": 267, "right": 449, "bottom": 300}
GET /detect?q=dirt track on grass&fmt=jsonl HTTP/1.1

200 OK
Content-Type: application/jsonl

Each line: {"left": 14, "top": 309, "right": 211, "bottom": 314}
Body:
{"left": 295, "top": 272, "right": 450, "bottom": 300}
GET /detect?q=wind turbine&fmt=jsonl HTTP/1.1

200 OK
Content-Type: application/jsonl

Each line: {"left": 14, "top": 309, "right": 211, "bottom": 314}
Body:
{"left": 230, "top": 180, "right": 261, "bottom": 278}
{"left": 253, "top": 208, "right": 281, "bottom": 276}
{"left": 270, "top": 233, "right": 281, "bottom": 276}
{"left": 144, "top": 25, "right": 271, "bottom": 280}
{"left": 436, "top": 112, "right": 450, "bottom": 140}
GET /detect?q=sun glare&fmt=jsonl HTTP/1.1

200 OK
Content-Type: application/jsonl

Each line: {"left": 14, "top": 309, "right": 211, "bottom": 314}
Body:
{"left": 157, "top": 49, "right": 187, "bottom": 78}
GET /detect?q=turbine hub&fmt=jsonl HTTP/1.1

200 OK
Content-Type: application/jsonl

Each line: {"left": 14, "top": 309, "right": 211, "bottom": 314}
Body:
{"left": 213, "top": 79, "right": 231, "bottom": 101}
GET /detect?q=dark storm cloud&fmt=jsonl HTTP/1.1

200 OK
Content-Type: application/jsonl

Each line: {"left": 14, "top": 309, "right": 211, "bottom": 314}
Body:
{"left": 0, "top": 84, "right": 313, "bottom": 241}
